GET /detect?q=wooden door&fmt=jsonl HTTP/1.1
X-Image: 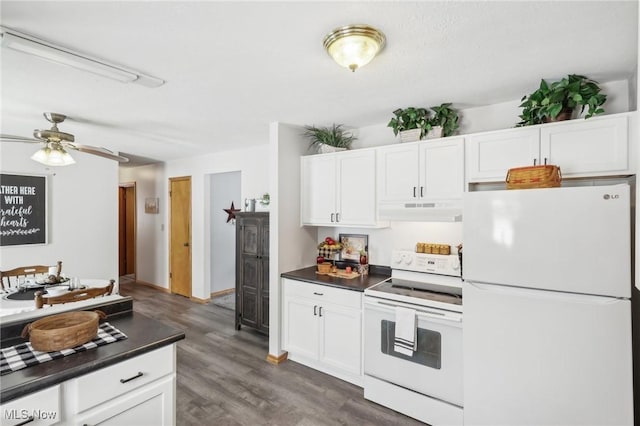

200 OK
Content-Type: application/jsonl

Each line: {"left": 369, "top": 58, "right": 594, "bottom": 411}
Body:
{"left": 169, "top": 177, "right": 191, "bottom": 297}
{"left": 118, "top": 185, "right": 136, "bottom": 276}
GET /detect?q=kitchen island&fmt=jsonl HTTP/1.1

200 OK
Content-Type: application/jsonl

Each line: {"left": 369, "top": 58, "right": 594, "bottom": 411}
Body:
{"left": 0, "top": 297, "right": 185, "bottom": 425}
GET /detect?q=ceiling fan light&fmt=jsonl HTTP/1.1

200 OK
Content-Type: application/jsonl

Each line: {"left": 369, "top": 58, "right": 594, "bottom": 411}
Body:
{"left": 31, "top": 145, "right": 75, "bottom": 166}
{"left": 323, "top": 25, "right": 385, "bottom": 72}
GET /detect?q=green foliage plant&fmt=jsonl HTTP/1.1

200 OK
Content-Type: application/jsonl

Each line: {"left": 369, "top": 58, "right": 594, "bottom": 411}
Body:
{"left": 517, "top": 74, "right": 606, "bottom": 127}
{"left": 303, "top": 124, "right": 356, "bottom": 150}
{"left": 429, "top": 103, "right": 459, "bottom": 137}
{"left": 387, "top": 107, "right": 431, "bottom": 139}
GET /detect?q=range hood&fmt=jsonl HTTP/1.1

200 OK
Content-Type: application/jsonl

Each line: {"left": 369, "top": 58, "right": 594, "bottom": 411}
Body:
{"left": 378, "top": 199, "right": 463, "bottom": 222}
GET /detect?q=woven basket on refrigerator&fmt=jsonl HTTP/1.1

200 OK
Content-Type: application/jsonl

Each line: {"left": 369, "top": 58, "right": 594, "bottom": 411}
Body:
{"left": 505, "top": 165, "right": 562, "bottom": 189}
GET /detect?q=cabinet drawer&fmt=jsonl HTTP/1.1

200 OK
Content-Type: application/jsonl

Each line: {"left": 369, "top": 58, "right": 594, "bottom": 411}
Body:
{"left": 282, "top": 278, "right": 361, "bottom": 309}
{"left": 71, "top": 375, "right": 174, "bottom": 426}
{"left": 0, "top": 385, "right": 60, "bottom": 426}
{"left": 69, "top": 345, "right": 175, "bottom": 413}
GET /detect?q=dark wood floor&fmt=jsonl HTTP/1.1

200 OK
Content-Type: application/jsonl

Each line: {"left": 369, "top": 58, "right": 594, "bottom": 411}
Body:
{"left": 119, "top": 282, "right": 425, "bottom": 426}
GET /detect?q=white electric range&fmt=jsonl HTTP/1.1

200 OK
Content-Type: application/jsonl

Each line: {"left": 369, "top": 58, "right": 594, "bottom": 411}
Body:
{"left": 363, "top": 249, "right": 464, "bottom": 426}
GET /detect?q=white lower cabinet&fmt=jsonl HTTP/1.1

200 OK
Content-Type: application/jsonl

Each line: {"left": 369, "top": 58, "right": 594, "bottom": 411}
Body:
{"left": 0, "top": 385, "right": 61, "bottom": 426}
{"left": 65, "top": 344, "right": 176, "bottom": 426}
{"left": 0, "top": 344, "right": 177, "bottom": 426}
{"left": 71, "top": 375, "right": 174, "bottom": 426}
{"left": 282, "top": 278, "right": 362, "bottom": 386}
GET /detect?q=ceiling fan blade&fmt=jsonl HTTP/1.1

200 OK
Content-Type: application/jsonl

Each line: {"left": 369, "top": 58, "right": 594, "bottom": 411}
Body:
{"left": 67, "top": 143, "right": 130, "bottom": 163}
{"left": 0, "top": 134, "right": 41, "bottom": 144}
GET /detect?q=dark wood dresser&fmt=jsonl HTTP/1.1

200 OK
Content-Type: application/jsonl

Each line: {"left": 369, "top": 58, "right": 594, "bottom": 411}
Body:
{"left": 235, "top": 212, "right": 269, "bottom": 334}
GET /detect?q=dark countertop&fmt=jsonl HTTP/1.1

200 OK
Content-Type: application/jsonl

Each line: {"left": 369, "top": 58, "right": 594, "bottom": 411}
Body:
{"left": 281, "top": 265, "right": 391, "bottom": 292}
{"left": 0, "top": 311, "right": 185, "bottom": 403}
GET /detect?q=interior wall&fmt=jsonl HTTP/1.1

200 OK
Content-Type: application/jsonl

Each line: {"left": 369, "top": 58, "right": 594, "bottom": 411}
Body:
{"left": 165, "top": 145, "right": 269, "bottom": 299}
{"left": 119, "top": 163, "right": 165, "bottom": 287}
{"left": 316, "top": 222, "right": 463, "bottom": 268}
{"left": 1, "top": 143, "right": 119, "bottom": 282}
{"left": 354, "top": 78, "right": 632, "bottom": 149}
{"left": 268, "top": 122, "right": 318, "bottom": 357}
{"left": 209, "top": 171, "right": 240, "bottom": 294}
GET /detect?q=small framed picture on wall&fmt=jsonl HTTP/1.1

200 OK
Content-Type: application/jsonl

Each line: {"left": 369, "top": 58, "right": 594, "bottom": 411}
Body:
{"left": 145, "top": 197, "right": 159, "bottom": 214}
{"left": 339, "top": 233, "right": 368, "bottom": 264}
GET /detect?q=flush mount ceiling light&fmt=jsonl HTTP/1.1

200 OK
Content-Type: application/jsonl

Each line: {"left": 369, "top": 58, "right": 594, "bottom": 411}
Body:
{"left": 0, "top": 26, "right": 164, "bottom": 88}
{"left": 323, "top": 24, "right": 386, "bottom": 72}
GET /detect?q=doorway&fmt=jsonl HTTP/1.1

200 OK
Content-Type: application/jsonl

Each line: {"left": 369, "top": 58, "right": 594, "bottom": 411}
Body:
{"left": 210, "top": 171, "right": 241, "bottom": 295}
{"left": 169, "top": 176, "right": 192, "bottom": 297}
{"left": 118, "top": 183, "right": 136, "bottom": 279}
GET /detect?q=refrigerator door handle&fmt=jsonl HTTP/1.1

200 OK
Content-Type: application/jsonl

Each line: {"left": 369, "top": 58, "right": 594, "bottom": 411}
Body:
{"left": 466, "top": 282, "right": 627, "bottom": 305}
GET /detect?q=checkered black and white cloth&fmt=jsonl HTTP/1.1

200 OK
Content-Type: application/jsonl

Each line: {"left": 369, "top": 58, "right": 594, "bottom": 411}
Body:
{"left": 0, "top": 322, "right": 127, "bottom": 375}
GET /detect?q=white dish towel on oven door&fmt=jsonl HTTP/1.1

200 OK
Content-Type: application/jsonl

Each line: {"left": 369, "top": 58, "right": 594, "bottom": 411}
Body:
{"left": 394, "top": 306, "right": 417, "bottom": 356}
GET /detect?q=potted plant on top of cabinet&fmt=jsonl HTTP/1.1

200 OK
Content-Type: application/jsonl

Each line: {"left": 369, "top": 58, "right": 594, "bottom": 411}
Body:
{"left": 428, "top": 102, "right": 460, "bottom": 138}
{"left": 516, "top": 74, "right": 607, "bottom": 127}
{"left": 387, "top": 107, "right": 431, "bottom": 142}
{"left": 303, "top": 123, "right": 357, "bottom": 153}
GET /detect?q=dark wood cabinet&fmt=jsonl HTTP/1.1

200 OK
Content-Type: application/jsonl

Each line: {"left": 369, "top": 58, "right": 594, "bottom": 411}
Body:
{"left": 235, "top": 212, "right": 269, "bottom": 334}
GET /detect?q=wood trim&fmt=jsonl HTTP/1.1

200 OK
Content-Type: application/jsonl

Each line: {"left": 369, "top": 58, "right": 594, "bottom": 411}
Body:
{"left": 190, "top": 296, "right": 211, "bottom": 304}
{"left": 266, "top": 352, "right": 288, "bottom": 365}
{"left": 210, "top": 288, "right": 234, "bottom": 298}
{"left": 134, "top": 280, "right": 171, "bottom": 293}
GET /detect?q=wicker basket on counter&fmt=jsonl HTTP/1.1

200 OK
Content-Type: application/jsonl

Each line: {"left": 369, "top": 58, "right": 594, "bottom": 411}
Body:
{"left": 317, "top": 263, "right": 332, "bottom": 274}
{"left": 21, "top": 310, "right": 106, "bottom": 352}
{"left": 506, "top": 164, "right": 562, "bottom": 189}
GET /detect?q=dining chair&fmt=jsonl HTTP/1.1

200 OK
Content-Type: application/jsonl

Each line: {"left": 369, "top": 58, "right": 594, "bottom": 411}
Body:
{"left": 0, "top": 261, "right": 63, "bottom": 291}
{"left": 34, "top": 279, "right": 115, "bottom": 309}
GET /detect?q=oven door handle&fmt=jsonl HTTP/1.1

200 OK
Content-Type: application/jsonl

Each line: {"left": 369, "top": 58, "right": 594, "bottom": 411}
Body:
{"left": 366, "top": 299, "right": 462, "bottom": 323}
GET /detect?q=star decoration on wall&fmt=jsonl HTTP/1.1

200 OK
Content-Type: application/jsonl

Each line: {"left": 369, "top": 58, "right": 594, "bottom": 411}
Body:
{"left": 223, "top": 202, "right": 241, "bottom": 223}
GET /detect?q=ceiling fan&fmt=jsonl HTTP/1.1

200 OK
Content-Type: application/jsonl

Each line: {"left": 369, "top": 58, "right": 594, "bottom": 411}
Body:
{"left": 0, "top": 112, "right": 129, "bottom": 166}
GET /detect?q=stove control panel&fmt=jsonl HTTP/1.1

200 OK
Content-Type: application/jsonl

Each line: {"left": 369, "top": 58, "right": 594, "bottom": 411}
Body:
{"left": 391, "top": 250, "right": 460, "bottom": 276}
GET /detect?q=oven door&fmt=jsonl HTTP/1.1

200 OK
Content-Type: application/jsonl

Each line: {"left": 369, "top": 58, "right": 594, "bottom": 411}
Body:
{"left": 363, "top": 296, "right": 463, "bottom": 406}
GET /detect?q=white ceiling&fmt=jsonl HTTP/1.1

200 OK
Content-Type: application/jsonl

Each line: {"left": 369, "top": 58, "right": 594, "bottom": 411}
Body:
{"left": 1, "top": 1, "right": 638, "bottom": 166}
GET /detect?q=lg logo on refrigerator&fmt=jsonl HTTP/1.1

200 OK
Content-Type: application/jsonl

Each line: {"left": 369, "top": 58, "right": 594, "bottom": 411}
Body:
{"left": 603, "top": 194, "right": 620, "bottom": 200}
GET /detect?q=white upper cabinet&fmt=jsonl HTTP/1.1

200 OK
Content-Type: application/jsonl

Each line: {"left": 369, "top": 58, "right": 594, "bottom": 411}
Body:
{"left": 376, "top": 143, "right": 421, "bottom": 202}
{"left": 540, "top": 114, "right": 629, "bottom": 176}
{"left": 466, "top": 113, "right": 633, "bottom": 183}
{"left": 301, "top": 149, "right": 379, "bottom": 227}
{"left": 420, "top": 138, "right": 465, "bottom": 199}
{"left": 301, "top": 154, "right": 337, "bottom": 225}
{"left": 377, "top": 137, "right": 465, "bottom": 204}
{"left": 465, "top": 127, "right": 540, "bottom": 183}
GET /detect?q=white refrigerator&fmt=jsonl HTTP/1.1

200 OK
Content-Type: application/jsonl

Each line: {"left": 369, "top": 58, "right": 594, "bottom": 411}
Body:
{"left": 463, "top": 184, "right": 634, "bottom": 425}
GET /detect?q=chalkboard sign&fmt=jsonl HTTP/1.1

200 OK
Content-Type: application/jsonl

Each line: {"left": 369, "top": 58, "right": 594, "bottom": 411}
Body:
{"left": 0, "top": 174, "right": 47, "bottom": 246}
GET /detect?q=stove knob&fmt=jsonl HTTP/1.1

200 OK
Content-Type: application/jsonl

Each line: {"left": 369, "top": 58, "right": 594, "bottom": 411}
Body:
{"left": 403, "top": 255, "right": 413, "bottom": 265}
{"left": 392, "top": 253, "right": 403, "bottom": 264}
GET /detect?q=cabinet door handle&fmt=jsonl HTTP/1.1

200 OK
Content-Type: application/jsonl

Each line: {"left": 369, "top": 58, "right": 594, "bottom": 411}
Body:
{"left": 314, "top": 305, "right": 317, "bottom": 316}
{"left": 413, "top": 186, "right": 417, "bottom": 197}
{"left": 319, "top": 306, "right": 323, "bottom": 317}
{"left": 120, "top": 371, "right": 144, "bottom": 384}
{"left": 313, "top": 292, "right": 323, "bottom": 296}
{"left": 420, "top": 186, "right": 424, "bottom": 197}
{"left": 544, "top": 157, "right": 548, "bottom": 165}
{"left": 533, "top": 158, "right": 537, "bottom": 166}
{"left": 335, "top": 213, "right": 340, "bottom": 222}
{"left": 15, "top": 417, "right": 35, "bottom": 426}
{"left": 330, "top": 213, "right": 335, "bottom": 222}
